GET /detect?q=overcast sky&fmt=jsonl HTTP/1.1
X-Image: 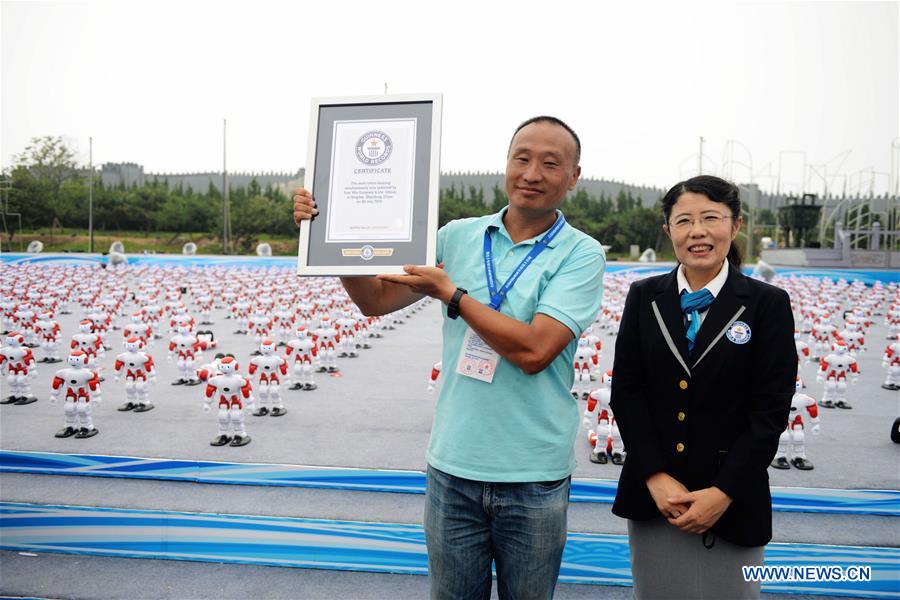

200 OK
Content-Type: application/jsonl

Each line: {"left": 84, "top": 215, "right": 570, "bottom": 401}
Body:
{"left": 2, "top": 0, "right": 897, "bottom": 196}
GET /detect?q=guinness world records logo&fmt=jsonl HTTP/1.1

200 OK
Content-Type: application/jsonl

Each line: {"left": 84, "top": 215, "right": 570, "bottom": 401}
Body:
{"left": 356, "top": 131, "right": 393, "bottom": 165}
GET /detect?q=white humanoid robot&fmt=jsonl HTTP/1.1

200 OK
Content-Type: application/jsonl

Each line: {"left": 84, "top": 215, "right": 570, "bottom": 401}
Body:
{"left": 114, "top": 337, "right": 157, "bottom": 412}
{"left": 571, "top": 336, "right": 598, "bottom": 400}
{"left": 794, "top": 330, "right": 810, "bottom": 369}
{"left": 70, "top": 319, "right": 103, "bottom": 365}
{"left": 50, "top": 350, "right": 102, "bottom": 438}
{"left": 428, "top": 361, "right": 442, "bottom": 393}
{"left": 0, "top": 332, "right": 38, "bottom": 405}
{"left": 231, "top": 298, "right": 252, "bottom": 334}
{"left": 314, "top": 316, "right": 340, "bottom": 373}
{"left": 123, "top": 312, "right": 154, "bottom": 347}
{"left": 836, "top": 324, "right": 866, "bottom": 355}
{"left": 0, "top": 299, "right": 16, "bottom": 334}
{"left": 335, "top": 311, "right": 360, "bottom": 358}
{"left": 34, "top": 311, "right": 62, "bottom": 363}
{"left": 168, "top": 325, "right": 201, "bottom": 385}
{"left": 272, "top": 304, "right": 296, "bottom": 346}
{"left": 583, "top": 371, "right": 624, "bottom": 465}
{"left": 817, "top": 341, "right": 859, "bottom": 409}
{"left": 809, "top": 318, "right": 838, "bottom": 360}
{"left": 771, "top": 377, "right": 820, "bottom": 470}
{"left": 285, "top": 327, "right": 317, "bottom": 391}
{"left": 248, "top": 311, "right": 273, "bottom": 351}
{"left": 248, "top": 339, "right": 289, "bottom": 417}
{"left": 882, "top": 334, "right": 900, "bottom": 391}
{"left": 202, "top": 356, "right": 254, "bottom": 447}
{"left": 13, "top": 304, "right": 39, "bottom": 348}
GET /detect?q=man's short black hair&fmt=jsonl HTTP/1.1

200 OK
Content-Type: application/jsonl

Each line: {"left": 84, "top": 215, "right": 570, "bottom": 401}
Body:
{"left": 509, "top": 115, "right": 581, "bottom": 166}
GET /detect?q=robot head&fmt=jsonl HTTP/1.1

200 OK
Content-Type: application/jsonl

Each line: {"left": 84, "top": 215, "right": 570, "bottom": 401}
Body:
{"left": 295, "top": 326, "right": 308, "bottom": 340}
{"left": 5, "top": 332, "right": 24, "bottom": 347}
{"left": 177, "top": 325, "right": 192, "bottom": 336}
{"left": 124, "top": 337, "right": 143, "bottom": 352}
{"left": 131, "top": 312, "right": 144, "bottom": 323}
{"left": 601, "top": 370, "right": 613, "bottom": 387}
{"left": 793, "top": 329, "right": 800, "bottom": 341}
{"left": 259, "top": 339, "right": 277, "bottom": 355}
{"left": 832, "top": 340, "right": 847, "bottom": 354}
{"left": 577, "top": 336, "right": 588, "bottom": 349}
{"left": 219, "top": 356, "right": 238, "bottom": 374}
{"left": 68, "top": 350, "right": 89, "bottom": 368}
{"left": 795, "top": 375, "right": 804, "bottom": 392}
{"left": 78, "top": 319, "right": 94, "bottom": 334}
{"left": 37, "top": 311, "right": 53, "bottom": 321}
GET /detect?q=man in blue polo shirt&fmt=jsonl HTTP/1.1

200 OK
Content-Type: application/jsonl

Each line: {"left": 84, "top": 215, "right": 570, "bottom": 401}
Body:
{"left": 293, "top": 116, "right": 605, "bottom": 599}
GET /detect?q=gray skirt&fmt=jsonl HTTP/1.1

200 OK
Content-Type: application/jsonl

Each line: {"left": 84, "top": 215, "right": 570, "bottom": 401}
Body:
{"left": 627, "top": 517, "right": 765, "bottom": 600}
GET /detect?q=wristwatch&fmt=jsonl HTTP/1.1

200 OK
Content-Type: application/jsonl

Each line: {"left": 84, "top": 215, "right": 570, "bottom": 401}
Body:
{"left": 447, "top": 287, "right": 468, "bottom": 320}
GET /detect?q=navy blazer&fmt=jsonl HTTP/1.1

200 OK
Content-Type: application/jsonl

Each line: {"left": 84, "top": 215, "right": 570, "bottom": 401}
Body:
{"left": 609, "top": 265, "right": 795, "bottom": 547}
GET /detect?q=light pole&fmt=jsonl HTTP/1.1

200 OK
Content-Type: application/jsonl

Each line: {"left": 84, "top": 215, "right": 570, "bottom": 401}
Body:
{"left": 88, "top": 136, "right": 94, "bottom": 254}
{"left": 223, "top": 119, "right": 229, "bottom": 254}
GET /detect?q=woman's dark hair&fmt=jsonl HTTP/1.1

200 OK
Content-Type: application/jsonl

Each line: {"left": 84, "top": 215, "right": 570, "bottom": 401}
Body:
{"left": 661, "top": 175, "right": 743, "bottom": 268}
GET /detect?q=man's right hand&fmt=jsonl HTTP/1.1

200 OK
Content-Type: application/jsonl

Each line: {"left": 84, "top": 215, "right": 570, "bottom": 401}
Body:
{"left": 292, "top": 188, "right": 319, "bottom": 225}
{"left": 646, "top": 471, "right": 691, "bottom": 519}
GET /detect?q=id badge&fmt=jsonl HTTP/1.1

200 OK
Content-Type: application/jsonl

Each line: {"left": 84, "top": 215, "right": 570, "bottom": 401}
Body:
{"left": 455, "top": 328, "right": 500, "bottom": 383}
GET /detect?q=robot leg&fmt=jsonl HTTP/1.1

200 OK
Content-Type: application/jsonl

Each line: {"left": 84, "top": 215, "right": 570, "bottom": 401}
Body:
{"left": 135, "top": 380, "right": 153, "bottom": 411}
{"left": 790, "top": 425, "right": 813, "bottom": 469}
{"left": 253, "top": 382, "right": 270, "bottom": 416}
{"left": 835, "top": 378, "right": 852, "bottom": 409}
{"left": 269, "top": 382, "right": 286, "bottom": 416}
{"left": 609, "top": 418, "right": 625, "bottom": 464}
{"left": 302, "top": 363, "right": 316, "bottom": 390}
{"left": 229, "top": 405, "right": 251, "bottom": 446}
{"left": 771, "top": 428, "right": 791, "bottom": 468}
{"left": 74, "top": 400, "right": 97, "bottom": 437}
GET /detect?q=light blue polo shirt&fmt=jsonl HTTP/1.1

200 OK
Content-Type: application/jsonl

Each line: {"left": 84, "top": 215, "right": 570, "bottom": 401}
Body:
{"left": 429, "top": 207, "right": 606, "bottom": 482}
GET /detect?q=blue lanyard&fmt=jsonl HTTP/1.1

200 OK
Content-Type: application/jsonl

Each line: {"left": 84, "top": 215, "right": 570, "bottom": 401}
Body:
{"left": 483, "top": 213, "right": 566, "bottom": 311}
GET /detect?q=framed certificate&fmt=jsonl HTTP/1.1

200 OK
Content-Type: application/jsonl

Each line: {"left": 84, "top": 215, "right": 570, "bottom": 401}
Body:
{"left": 297, "top": 93, "right": 442, "bottom": 276}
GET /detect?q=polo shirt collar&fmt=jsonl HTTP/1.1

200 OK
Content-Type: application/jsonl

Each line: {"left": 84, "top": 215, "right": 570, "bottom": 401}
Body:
{"left": 677, "top": 259, "right": 729, "bottom": 297}
{"left": 486, "top": 206, "right": 566, "bottom": 248}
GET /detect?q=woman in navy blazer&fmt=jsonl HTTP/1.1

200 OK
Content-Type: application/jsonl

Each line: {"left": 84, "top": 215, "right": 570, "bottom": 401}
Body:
{"left": 610, "top": 175, "right": 795, "bottom": 599}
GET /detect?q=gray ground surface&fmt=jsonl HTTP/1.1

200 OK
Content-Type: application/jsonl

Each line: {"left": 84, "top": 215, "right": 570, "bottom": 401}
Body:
{"left": 1, "top": 272, "right": 898, "bottom": 599}
{"left": 1, "top": 294, "right": 898, "bottom": 487}
{"left": 0, "top": 551, "right": 862, "bottom": 600}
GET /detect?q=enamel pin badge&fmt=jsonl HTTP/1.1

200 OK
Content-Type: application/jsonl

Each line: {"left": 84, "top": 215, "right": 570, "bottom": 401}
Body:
{"left": 726, "top": 321, "right": 752, "bottom": 345}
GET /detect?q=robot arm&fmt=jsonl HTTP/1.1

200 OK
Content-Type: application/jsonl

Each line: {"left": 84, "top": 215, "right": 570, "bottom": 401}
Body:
{"left": 113, "top": 359, "right": 124, "bottom": 381}
{"left": 49, "top": 375, "right": 64, "bottom": 403}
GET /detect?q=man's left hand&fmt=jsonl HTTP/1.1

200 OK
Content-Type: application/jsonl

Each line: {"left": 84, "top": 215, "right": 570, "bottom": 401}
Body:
{"left": 665, "top": 487, "right": 733, "bottom": 534}
{"left": 378, "top": 265, "right": 456, "bottom": 304}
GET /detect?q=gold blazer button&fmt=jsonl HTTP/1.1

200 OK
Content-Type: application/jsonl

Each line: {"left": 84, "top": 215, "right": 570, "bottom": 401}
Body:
{"left": 679, "top": 380, "right": 688, "bottom": 390}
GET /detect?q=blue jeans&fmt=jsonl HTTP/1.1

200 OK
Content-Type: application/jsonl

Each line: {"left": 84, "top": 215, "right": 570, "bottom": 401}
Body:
{"left": 424, "top": 464, "right": 570, "bottom": 600}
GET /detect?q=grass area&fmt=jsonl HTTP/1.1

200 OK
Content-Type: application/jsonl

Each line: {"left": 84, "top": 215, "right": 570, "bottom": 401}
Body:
{"left": 1, "top": 229, "right": 300, "bottom": 256}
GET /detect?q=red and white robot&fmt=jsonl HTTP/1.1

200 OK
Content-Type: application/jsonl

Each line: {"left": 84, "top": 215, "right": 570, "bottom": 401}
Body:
{"left": 836, "top": 324, "right": 866, "bottom": 355}
{"left": 168, "top": 325, "right": 201, "bottom": 385}
{"left": 202, "top": 356, "right": 254, "bottom": 447}
{"left": 809, "top": 319, "right": 838, "bottom": 360}
{"left": 113, "top": 337, "right": 157, "bottom": 412}
{"left": 123, "top": 312, "right": 154, "bottom": 347}
{"left": 571, "top": 336, "right": 598, "bottom": 400}
{"left": 882, "top": 335, "right": 900, "bottom": 391}
{"left": 794, "top": 330, "right": 810, "bottom": 368}
{"left": 817, "top": 341, "right": 859, "bottom": 409}
{"left": 70, "top": 319, "right": 103, "bottom": 365}
{"left": 335, "top": 310, "right": 360, "bottom": 358}
{"left": 49, "top": 350, "right": 102, "bottom": 438}
{"left": 34, "top": 311, "right": 62, "bottom": 363}
{"left": 0, "top": 332, "right": 38, "bottom": 405}
{"left": 428, "top": 361, "right": 442, "bottom": 394}
{"left": 13, "top": 304, "right": 39, "bottom": 348}
{"left": 314, "top": 316, "right": 340, "bottom": 373}
{"left": 771, "top": 377, "right": 821, "bottom": 470}
{"left": 285, "top": 327, "right": 317, "bottom": 391}
{"left": 248, "top": 339, "right": 289, "bottom": 417}
{"left": 583, "top": 371, "right": 624, "bottom": 465}
{"left": 248, "top": 311, "right": 273, "bottom": 349}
